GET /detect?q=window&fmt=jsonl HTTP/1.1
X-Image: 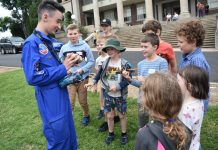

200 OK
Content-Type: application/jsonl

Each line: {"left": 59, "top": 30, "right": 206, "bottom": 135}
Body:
{"left": 137, "top": 3, "right": 146, "bottom": 21}
{"left": 104, "top": 10, "right": 115, "bottom": 21}
{"left": 124, "top": 7, "right": 131, "bottom": 22}
{"left": 83, "top": 0, "right": 92, "bottom": 5}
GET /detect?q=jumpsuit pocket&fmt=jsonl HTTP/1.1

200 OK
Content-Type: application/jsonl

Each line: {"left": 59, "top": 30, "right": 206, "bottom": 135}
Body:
{"left": 43, "top": 113, "right": 70, "bottom": 146}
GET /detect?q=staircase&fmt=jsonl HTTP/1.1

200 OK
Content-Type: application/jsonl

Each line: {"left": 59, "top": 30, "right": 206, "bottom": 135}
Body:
{"left": 116, "top": 15, "right": 216, "bottom": 48}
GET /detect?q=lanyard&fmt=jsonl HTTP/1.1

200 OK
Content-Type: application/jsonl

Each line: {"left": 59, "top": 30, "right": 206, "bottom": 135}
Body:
{"left": 33, "top": 30, "right": 62, "bottom": 64}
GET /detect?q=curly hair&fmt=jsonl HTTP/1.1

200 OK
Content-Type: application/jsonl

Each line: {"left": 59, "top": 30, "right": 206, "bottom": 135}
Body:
{"left": 142, "top": 72, "right": 190, "bottom": 149}
{"left": 175, "top": 20, "right": 205, "bottom": 47}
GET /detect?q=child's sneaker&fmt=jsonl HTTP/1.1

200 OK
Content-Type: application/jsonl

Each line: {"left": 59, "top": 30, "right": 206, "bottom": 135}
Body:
{"left": 98, "top": 121, "right": 108, "bottom": 132}
{"left": 97, "top": 110, "right": 104, "bottom": 120}
{"left": 120, "top": 134, "right": 128, "bottom": 145}
{"left": 81, "top": 115, "right": 90, "bottom": 126}
{"left": 105, "top": 134, "right": 115, "bottom": 145}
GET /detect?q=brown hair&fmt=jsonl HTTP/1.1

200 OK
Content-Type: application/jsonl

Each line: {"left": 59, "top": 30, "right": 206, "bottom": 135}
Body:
{"left": 140, "top": 33, "right": 159, "bottom": 48}
{"left": 178, "top": 65, "right": 209, "bottom": 99}
{"left": 142, "top": 20, "right": 162, "bottom": 35}
{"left": 66, "top": 24, "right": 79, "bottom": 32}
{"left": 142, "top": 72, "right": 189, "bottom": 149}
{"left": 175, "top": 20, "right": 205, "bottom": 47}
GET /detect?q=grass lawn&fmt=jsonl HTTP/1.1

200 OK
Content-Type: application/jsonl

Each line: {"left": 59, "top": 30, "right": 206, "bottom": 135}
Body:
{"left": 0, "top": 70, "right": 217, "bottom": 150}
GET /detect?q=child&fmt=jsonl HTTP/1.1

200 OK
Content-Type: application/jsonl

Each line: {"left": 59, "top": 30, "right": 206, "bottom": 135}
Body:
{"left": 59, "top": 24, "right": 94, "bottom": 126}
{"left": 94, "top": 36, "right": 108, "bottom": 120}
{"left": 100, "top": 18, "right": 118, "bottom": 40}
{"left": 135, "top": 72, "right": 191, "bottom": 150}
{"left": 175, "top": 20, "right": 211, "bottom": 112}
{"left": 92, "top": 38, "right": 132, "bottom": 145}
{"left": 122, "top": 33, "right": 168, "bottom": 128}
{"left": 142, "top": 20, "right": 177, "bottom": 74}
{"left": 177, "top": 65, "right": 209, "bottom": 150}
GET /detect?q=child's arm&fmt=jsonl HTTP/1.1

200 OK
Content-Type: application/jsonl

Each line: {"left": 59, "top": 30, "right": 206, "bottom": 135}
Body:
{"left": 122, "top": 70, "right": 142, "bottom": 88}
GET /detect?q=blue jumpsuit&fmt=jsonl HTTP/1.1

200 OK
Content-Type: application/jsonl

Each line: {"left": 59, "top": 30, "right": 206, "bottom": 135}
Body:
{"left": 21, "top": 30, "right": 77, "bottom": 150}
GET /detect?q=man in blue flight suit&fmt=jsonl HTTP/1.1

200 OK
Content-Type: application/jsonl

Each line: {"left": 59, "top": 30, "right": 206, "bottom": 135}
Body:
{"left": 21, "top": 0, "right": 77, "bottom": 149}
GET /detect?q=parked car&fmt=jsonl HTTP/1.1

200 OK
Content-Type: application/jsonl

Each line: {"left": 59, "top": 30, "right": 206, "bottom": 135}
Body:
{"left": 0, "top": 36, "right": 24, "bottom": 54}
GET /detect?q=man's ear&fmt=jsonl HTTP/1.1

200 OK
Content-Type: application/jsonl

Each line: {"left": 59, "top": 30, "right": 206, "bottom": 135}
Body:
{"left": 42, "top": 12, "right": 49, "bottom": 22}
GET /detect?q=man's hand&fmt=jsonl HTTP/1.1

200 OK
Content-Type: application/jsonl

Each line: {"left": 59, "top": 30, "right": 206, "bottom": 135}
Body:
{"left": 63, "top": 53, "right": 77, "bottom": 70}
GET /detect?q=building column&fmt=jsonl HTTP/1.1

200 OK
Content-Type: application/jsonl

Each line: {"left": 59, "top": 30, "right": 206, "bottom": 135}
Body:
{"left": 93, "top": 0, "right": 100, "bottom": 28}
{"left": 179, "top": 0, "right": 191, "bottom": 19}
{"left": 116, "top": 0, "right": 125, "bottom": 27}
{"left": 72, "top": 0, "right": 81, "bottom": 24}
{"left": 157, "top": 3, "right": 163, "bottom": 21}
{"left": 145, "top": 0, "right": 154, "bottom": 21}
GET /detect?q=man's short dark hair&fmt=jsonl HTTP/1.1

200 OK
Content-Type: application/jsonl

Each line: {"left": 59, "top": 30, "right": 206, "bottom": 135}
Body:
{"left": 140, "top": 33, "right": 159, "bottom": 48}
{"left": 38, "top": 0, "right": 65, "bottom": 20}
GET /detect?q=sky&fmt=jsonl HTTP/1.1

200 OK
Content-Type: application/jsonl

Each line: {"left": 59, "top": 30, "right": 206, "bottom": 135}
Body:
{"left": 0, "top": 2, "right": 12, "bottom": 38}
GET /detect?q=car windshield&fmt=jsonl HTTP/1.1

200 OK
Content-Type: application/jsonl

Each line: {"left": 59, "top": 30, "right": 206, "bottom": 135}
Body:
{"left": 10, "top": 37, "right": 24, "bottom": 42}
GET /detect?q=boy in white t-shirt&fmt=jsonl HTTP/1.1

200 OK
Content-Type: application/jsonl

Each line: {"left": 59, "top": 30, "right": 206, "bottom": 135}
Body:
{"left": 92, "top": 38, "right": 132, "bottom": 145}
{"left": 94, "top": 37, "right": 108, "bottom": 119}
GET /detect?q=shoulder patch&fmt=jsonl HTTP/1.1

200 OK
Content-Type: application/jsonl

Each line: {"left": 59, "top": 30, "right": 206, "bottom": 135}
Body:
{"left": 39, "top": 44, "right": 48, "bottom": 55}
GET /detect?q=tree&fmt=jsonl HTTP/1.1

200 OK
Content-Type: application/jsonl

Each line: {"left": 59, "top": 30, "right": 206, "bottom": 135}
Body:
{"left": 0, "top": 17, "right": 12, "bottom": 32}
{"left": 0, "top": 0, "right": 40, "bottom": 37}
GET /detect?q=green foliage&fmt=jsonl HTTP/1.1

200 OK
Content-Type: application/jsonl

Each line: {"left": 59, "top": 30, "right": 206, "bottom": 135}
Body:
{"left": 64, "top": 11, "right": 72, "bottom": 28}
{"left": 0, "top": 70, "right": 218, "bottom": 149}
{"left": 0, "top": 0, "right": 41, "bottom": 37}
{"left": 0, "top": 17, "right": 12, "bottom": 32}
{"left": 79, "top": 25, "right": 89, "bottom": 39}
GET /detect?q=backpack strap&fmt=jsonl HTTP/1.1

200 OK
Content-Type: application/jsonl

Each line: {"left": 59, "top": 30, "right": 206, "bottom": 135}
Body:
{"left": 100, "top": 57, "right": 111, "bottom": 91}
{"left": 147, "top": 122, "right": 177, "bottom": 150}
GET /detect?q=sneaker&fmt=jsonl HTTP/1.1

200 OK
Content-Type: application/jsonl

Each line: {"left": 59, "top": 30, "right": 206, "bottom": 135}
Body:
{"left": 105, "top": 134, "right": 115, "bottom": 145}
{"left": 81, "top": 115, "right": 90, "bottom": 126}
{"left": 98, "top": 122, "right": 108, "bottom": 132}
{"left": 97, "top": 110, "right": 104, "bottom": 120}
{"left": 114, "top": 115, "right": 120, "bottom": 123}
{"left": 120, "top": 135, "right": 128, "bottom": 145}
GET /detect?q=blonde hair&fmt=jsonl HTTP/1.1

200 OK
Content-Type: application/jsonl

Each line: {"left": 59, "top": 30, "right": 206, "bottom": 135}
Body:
{"left": 66, "top": 24, "right": 79, "bottom": 32}
{"left": 142, "top": 72, "right": 189, "bottom": 149}
{"left": 96, "top": 36, "right": 106, "bottom": 44}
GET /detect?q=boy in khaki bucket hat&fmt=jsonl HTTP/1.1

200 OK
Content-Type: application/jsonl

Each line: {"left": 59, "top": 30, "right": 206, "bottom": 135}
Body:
{"left": 92, "top": 38, "right": 132, "bottom": 145}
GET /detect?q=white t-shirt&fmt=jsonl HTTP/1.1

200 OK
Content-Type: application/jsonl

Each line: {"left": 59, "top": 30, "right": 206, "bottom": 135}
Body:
{"left": 106, "top": 59, "right": 122, "bottom": 97}
{"left": 95, "top": 55, "right": 109, "bottom": 70}
{"left": 178, "top": 99, "right": 204, "bottom": 150}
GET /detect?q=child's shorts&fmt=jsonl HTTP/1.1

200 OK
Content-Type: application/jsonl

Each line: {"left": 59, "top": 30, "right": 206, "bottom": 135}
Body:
{"left": 102, "top": 88, "right": 127, "bottom": 114}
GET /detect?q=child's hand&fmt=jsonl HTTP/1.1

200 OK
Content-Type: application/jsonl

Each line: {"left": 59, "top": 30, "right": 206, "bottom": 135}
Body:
{"left": 84, "top": 83, "right": 94, "bottom": 88}
{"left": 122, "top": 70, "right": 131, "bottom": 81}
{"left": 92, "top": 84, "right": 97, "bottom": 93}
{"left": 137, "top": 76, "right": 145, "bottom": 82}
{"left": 109, "top": 85, "right": 117, "bottom": 92}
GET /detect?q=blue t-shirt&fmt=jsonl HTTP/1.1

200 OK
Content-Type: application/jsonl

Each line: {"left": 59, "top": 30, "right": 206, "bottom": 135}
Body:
{"left": 130, "top": 56, "right": 168, "bottom": 88}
